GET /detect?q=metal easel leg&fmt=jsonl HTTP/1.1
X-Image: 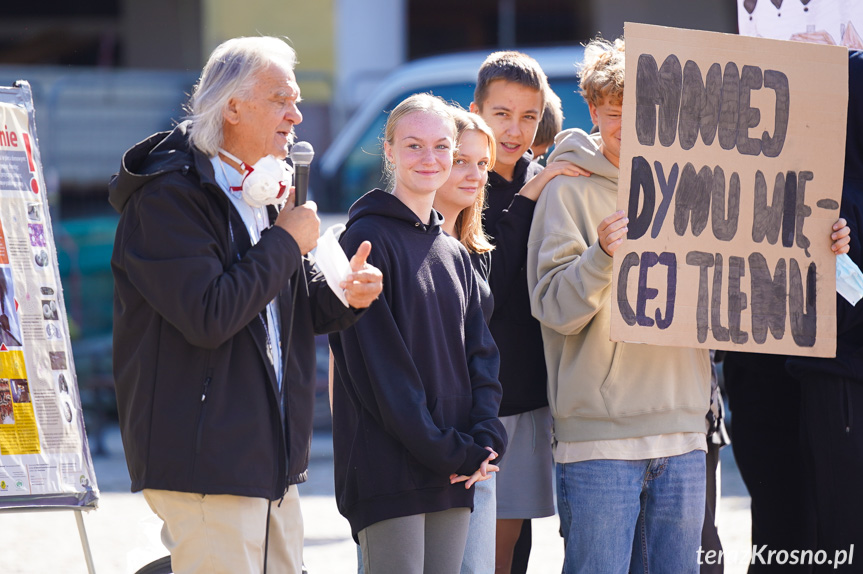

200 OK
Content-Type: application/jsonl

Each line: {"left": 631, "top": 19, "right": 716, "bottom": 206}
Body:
{"left": 75, "top": 508, "right": 97, "bottom": 574}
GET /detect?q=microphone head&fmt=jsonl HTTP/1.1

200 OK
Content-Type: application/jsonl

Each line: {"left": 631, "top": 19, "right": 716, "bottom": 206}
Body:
{"left": 290, "top": 141, "right": 315, "bottom": 167}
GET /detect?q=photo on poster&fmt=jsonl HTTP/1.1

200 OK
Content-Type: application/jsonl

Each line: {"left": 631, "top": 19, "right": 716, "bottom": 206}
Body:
{"left": 41, "top": 299, "right": 57, "bottom": 320}
{"left": 33, "top": 249, "right": 49, "bottom": 269}
{"left": 49, "top": 351, "right": 66, "bottom": 370}
{"left": 10, "top": 379, "right": 29, "bottom": 403}
{"left": 26, "top": 203, "right": 41, "bottom": 222}
{"left": 28, "top": 223, "right": 45, "bottom": 248}
{"left": 62, "top": 401, "right": 73, "bottom": 424}
{"left": 56, "top": 372, "right": 68, "bottom": 394}
{"left": 0, "top": 379, "right": 13, "bottom": 424}
{"left": 45, "top": 323, "right": 61, "bottom": 340}
{"left": 0, "top": 267, "right": 21, "bottom": 347}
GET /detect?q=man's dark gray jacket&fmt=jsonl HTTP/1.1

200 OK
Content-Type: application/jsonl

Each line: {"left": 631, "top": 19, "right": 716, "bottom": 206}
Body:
{"left": 109, "top": 121, "right": 358, "bottom": 499}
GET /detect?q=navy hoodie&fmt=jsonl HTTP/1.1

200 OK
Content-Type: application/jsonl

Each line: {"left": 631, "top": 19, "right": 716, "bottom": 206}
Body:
{"left": 329, "top": 189, "right": 507, "bottom": 539}
{"left": 787, "top": 50, "right": 863, "bottom": 382}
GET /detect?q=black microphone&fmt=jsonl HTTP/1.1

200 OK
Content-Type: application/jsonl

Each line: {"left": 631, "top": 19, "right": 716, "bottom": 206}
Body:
{"left": 289, "top": 141, "right": 315, "bottom": 206}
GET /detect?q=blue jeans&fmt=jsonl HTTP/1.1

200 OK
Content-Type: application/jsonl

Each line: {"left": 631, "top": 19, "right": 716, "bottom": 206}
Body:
{"left": 461, "top": 473, "right": 496, "bottom": 573}
{"left": 557, "top": 450, "right": 706, "bottom": 574}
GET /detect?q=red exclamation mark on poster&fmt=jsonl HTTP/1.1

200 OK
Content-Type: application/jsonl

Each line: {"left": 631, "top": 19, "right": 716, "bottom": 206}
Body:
{"left": 21, "top": 132, "right": 38, "bottom": 194}
{"left": 0, "top": 218, "right": 9, "bottom": 265}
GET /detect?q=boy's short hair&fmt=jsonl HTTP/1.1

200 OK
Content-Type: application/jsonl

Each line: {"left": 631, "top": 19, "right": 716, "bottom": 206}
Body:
{"left": 533, "top": 88, "right": 564, "bottom": 149}
{"left": 578, "top": 37, "right": 625, "bottom": 108}
{"left": 474, "top": 51, "right": 548, "bottom": 110}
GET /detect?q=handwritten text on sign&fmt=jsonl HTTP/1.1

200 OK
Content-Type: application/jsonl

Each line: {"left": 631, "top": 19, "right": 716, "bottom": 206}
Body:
{"left": 610, "top": 24, "right": 848, "bottom": 357}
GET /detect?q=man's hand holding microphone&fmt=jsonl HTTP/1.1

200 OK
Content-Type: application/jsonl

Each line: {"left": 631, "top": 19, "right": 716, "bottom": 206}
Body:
{"left": 275, "top": 141, "right": 318, "bottom": 254}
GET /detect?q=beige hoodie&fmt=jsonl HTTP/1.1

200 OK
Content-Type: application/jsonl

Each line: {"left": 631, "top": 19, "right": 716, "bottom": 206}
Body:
{"left": 527, "top": 128, "right": 711, "bottom": 443}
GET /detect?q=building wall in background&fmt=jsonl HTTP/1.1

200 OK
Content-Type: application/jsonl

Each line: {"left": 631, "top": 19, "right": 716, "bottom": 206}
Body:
{"left": 201, "top": 0, "right": 334, "bottom": 102}
{"left": 123, "top": 0, "right": 202, "bottom": 70}
{"left": 200, "top": 0, "right": 335, "bottom": 151}
{"left": 334, "top": 0, "right": 406, "bottom": 124}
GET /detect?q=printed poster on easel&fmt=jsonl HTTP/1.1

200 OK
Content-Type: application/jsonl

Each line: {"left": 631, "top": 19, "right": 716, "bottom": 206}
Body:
{"left": 610, "top": 23, "right": 848, "bottom": 357}
{"left": 0, "top": 81, "right": 98, "bottom": 509}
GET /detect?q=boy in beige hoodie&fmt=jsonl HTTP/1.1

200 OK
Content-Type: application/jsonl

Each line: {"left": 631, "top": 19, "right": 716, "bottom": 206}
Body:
{"left": 528, "top": 36, "right": 852, "bottom": 574}
{"left": 526, "top": 38, "right": 712, "bottom": 574}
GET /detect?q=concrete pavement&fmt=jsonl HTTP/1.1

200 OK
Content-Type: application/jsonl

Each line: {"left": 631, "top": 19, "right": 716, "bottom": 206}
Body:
{"left": 1, "top": 423, "right": 754, "bottom": 573}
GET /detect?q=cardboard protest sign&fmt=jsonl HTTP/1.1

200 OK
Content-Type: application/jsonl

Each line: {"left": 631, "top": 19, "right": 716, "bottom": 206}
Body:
{"left": 610, "top": 23, "right": 848, "bottom": 357}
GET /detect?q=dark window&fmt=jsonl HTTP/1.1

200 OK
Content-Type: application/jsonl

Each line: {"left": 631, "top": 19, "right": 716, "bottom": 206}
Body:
{"left": 408, "top": 0, "right": 499, "bottom": 59}
{"left": 5, "top": 1, "right": 119, "bottom": 17}
{"left": 0, "top": 1, "right": 121, "bottom": 66}
{"left": 408, "top": 0, "right": 593, "bottom": 60}
{"left": 515, "top": 0, "right": 593, "bottom": 46}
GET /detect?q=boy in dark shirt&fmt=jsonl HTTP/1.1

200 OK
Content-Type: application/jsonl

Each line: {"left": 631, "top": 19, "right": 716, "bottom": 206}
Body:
{"left": 469, "top": 50, "right": 585, "bottom": 572}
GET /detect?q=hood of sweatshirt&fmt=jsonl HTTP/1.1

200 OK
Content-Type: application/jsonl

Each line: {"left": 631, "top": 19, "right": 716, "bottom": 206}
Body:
{"left": 108, "top": 120, "right": 216, "bottom": 213}
{"left": 345, "top": 188, "right": 445, "bottom": 233}
{"left": 547, "top": 128, "right": 619, "bottom": 192}
{"left": 846, "top": 51, "right": 863, "bottom": 184}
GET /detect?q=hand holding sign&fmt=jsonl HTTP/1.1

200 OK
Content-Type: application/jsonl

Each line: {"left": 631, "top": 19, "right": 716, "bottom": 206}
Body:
{"left": 598, "top": 211, "right": 629, "bottom": 257}
{"left": 831, "top": 218, "right": 851, "bottom": 254}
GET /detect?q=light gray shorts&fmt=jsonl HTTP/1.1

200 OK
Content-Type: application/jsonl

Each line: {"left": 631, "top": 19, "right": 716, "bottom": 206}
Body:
{"left": 495, "top": 406, "right": 555, "bottom": 519}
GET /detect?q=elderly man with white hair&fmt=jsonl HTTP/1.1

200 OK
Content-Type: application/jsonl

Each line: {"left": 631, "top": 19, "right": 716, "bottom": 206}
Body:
{"left": 109, "top": 36, "right": 382, "bottom": 573}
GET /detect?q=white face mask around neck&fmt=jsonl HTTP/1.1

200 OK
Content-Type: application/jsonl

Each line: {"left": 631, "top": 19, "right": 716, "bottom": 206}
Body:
{"left": 218, "top": 149, "right": 293, "bottom": 208}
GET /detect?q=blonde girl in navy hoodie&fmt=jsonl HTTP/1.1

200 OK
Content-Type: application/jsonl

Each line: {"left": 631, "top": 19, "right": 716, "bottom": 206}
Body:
{"left": 329, "top": 94, "right": 507, "bottom": 574}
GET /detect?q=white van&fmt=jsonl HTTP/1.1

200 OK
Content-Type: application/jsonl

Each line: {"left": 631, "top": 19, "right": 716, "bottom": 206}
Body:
{"left": 315, "top": 46, "right": 592, "bottom": 213}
